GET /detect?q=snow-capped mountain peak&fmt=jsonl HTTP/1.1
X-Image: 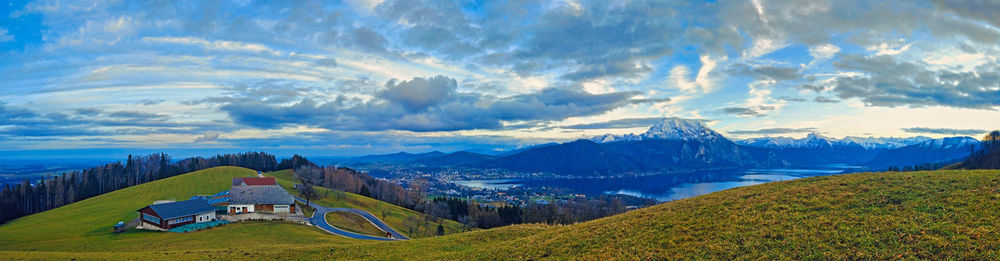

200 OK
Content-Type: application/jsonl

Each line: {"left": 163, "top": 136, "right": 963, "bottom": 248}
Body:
{"left": 588, "top": 117, "right": 727, "bottom": 143}
{"left": 641, "top": 118, "right": 726, "bottom": 141}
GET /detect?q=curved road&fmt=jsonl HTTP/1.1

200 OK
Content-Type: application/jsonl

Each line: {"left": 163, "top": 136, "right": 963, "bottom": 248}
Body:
{"left": 294, "top": 196, "right": 410, "bottom": 241}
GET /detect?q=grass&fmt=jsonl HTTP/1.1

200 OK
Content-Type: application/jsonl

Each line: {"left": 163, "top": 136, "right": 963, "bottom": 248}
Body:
{"left": 264, "top": 170, "right": 466, "bottom": 238}
{"left": 0, "top": 166, "right": 349, "bottom": 254}
{"left": 326, "top": 212, "right": 388, "bottom": 237}
{"left": 4, "top": 169, "right": 1000, "bottom": 260}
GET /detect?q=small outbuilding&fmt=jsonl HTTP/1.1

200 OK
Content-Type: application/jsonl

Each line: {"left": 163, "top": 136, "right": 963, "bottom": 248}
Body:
{"left": 137, "top": 199, "right": 217, "bottom": 230}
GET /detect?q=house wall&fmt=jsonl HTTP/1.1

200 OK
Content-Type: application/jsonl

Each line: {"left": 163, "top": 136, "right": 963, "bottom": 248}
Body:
{"left": 228, "top": 204, "right": 254, "bottom": 214}
{"left": 165, "top": 215, "right": 196, "bottom": 229}
{"left": 139, "top": 207, "right": 166, "bottom": 229}
{"left": 196, "top": 212, "right": 216, "bottom": 223}
{"left": 255, "top": 204, "right": 274, "bottom": 212}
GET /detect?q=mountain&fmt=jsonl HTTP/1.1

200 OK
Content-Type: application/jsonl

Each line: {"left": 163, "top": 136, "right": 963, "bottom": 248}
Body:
{"left": 410, "top": 151, "right": 496, "bottom": 167}
{"left": 589, "top": 117, "right": 728, "bottom": 143}
{"left": 947, "top": 131, "right": 1000, "bottom": 170}
{"left": 868, "top": 137, "right": 982, "bottom": 168}
{"left": 476, "top": 118, "right": 770, "bottom": 175}
{"left": 343, "top": 118, "right": 978, "bottom": 174}
{"left": 737, "top": 133, "right": 931, "bottom": 150}
{"left": 341, "top": 151, "right": 447, "bottom": 166}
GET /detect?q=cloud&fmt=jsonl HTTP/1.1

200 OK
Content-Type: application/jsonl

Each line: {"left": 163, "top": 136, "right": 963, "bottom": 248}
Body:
{"left": 219, "top": 75, "right": 653, "bottom": 132}
{"left": 728, "top": 127, "right": 818, "bottom": 135}
{"left": 901, "top": 127, "right": 987, "bottom": 136}
{"left": 813, "top": 96, "right": 840, "bottom": 103}
{"left": 719, "top": 105, "right": 774, "bottom": 117}
{"left": 728, "top": 64, "right": 802, "bottom": 81}
{"left": 0, "top": 27, "right": 13, "bottom": 42}
{"left": 378, "top": 75, "right": 457, "bottom": 112}
{"left": 194, "top": 132, "right": 221, "bottom": 143}
{"left": 831, "top": 54, "right": 1000, "bottom": 109}
{"left": 561, "top": 117, "right": 665, "bottom": 130}
{"left": 720, "top": 107, "right": 762, "bottom": 117}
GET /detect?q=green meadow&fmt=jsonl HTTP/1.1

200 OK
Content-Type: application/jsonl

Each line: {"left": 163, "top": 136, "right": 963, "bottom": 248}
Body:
{"left": 2, "top": 169, "right": 999, "bottom": 260}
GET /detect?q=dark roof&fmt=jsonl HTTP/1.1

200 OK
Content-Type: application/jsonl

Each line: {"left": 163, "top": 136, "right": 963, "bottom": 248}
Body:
{"left": 232, "top": 177, "right": 277, "bottom": 186}
{"left": 229, "top": 185, "right": 295, "bottom": 205}
{"left": 141, "top": 199, "right": 215, "bottom": 220}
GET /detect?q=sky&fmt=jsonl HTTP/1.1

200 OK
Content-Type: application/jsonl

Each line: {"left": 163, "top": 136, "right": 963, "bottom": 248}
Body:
{"left": 0, "top": 0, "right": 999, "bottom": 158}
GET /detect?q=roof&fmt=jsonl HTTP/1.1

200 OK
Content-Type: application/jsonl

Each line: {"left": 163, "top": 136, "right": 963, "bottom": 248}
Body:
{"left": 141, "top": 199, "right": 215, "bottom": 220}
{"left": 229, "top": 185, "right": 295, "bottom": 205}
{"left": 232, "top": 177, "right": 277, "bottom": 186}
{"left": 190, "top": 192, "right": 229, "bottom": 206}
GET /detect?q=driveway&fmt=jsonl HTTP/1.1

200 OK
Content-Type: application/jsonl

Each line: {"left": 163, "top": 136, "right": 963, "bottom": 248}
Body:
{"left": 294, "top": 196, "right": 410, "bottom": 241}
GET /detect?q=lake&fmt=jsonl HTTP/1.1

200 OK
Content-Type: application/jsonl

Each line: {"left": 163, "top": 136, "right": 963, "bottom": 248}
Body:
{"left": 453, "top": 166, "right": 861, "bottom": 202}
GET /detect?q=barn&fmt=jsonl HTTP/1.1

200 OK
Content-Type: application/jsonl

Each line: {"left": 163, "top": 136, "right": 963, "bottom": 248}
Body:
{"left": 228, "top": 185, "right": 296, "bottom": 214}
{"left": 137, "top": 199, "right": 217, "bottom": 230}
{"left": 232, "top": 177, "right": 277, "bottom": 186}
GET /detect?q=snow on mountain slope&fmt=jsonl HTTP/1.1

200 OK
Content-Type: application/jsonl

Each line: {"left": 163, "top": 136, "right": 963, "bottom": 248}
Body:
{"left": 589, "top": 117, "right": 728, "bottom": 143}
{"left": 738, "top": 133, "right": 932, "bottom": 149}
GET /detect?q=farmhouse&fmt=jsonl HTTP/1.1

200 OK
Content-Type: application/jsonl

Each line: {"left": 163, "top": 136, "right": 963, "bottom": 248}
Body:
{"left": 232, "top": 177, "right": 277, "bottom": 186}
{"left": 228, "top": 184, "right": 296, "bottom": 214}
{"left": 137, "top": 199, "right": 217, "bottom": 230}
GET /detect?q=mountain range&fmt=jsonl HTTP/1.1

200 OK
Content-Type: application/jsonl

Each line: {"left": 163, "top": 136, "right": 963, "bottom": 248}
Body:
{"left": 339, "top": 118, "right": 982, "bottom": 176}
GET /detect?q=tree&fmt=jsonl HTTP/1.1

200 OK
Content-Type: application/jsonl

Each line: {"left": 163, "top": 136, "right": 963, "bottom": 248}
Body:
{"left": 299, "top": 183, "right": 317, "bottom": 208}
{"left": 381, "top": 209, "right": 390, "bottom": 221}
{"left": 436, "top": 222, "right": 445, "bottom": 236}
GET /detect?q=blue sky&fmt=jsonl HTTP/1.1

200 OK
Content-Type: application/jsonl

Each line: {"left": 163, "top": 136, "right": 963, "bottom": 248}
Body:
{"left": 1, "top": 0, "right": 999, "bottom": 158}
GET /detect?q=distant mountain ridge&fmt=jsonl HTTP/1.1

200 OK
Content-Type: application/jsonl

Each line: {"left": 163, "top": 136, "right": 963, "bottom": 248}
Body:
{"left": 340, "top": 117, "right": 982, "bottom": 175}
{"left": 737, "top": 133, "right": 932, "bottom": 150}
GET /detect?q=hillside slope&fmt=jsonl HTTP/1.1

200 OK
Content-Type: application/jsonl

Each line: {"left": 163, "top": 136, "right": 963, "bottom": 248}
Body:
{"left": 318, "top": 169, "right": 1000, "bottom": 260}
{"left": 3, "top": 169, "right": 999, "bottom": 259}
{"left": 265, "top": 169, "right": 466, "bottom": 238}
{"left": 0, "top": 166, "right": 348, "bottom": 254}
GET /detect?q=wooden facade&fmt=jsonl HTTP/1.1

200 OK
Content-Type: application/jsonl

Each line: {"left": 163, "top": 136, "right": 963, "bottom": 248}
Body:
{"left": 138, "top": 207, "right": 197, "bottom": 229}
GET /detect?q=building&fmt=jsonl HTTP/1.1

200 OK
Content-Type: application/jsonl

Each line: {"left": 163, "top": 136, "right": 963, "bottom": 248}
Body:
{"left": 228, "top": 185, "right": 296, "bottom": 214}
{"left": 137, "top": 199, "right": 217, "bottom": 230}
{"left": 232, "top": 177, "right": 277, "bottom": 186}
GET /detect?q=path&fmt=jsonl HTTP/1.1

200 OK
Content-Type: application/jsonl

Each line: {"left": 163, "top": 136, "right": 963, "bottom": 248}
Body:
{"left": 294, "top": 196, "right": 410, "bottom": 241}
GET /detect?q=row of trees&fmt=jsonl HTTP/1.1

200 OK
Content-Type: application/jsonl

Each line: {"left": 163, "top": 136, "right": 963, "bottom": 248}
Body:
{"left": 0, "top": 152, "right": 285, "bottom": 224}
{"left": 952, "top": 130, "right": 1000, "bottom": 169}
{"left": 294, "top": 163, "right": 420, "bottom": 209}
{"left": 419, "top": 196, "right": 627, "bottom": 231}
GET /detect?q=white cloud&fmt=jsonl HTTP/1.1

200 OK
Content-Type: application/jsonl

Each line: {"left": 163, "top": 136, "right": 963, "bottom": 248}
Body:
{"left": 142, "top": 37, "right": 283, "bottom": 56}
{"left": 0, "top": 27, "right": 13, "bottom": 42}
{"left": 867, "top": 40, "right": 911, "bottom": 56}
{"left": 809, "top": 44, "right": 840, "bottom": 60}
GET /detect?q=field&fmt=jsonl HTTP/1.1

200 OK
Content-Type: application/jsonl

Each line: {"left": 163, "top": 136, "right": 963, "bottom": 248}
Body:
{"left": 264, "top": 170, "right": 466, "bottom": 238}
{"left": 326, "top": 212, "right": 387, "bottom": 237}
{"left": 2, "top": 169, "right": 999, "bottom": 260}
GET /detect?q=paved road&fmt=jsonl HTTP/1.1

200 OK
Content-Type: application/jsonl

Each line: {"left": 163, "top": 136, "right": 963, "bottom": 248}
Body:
{"left": 294, "top": 196, "right": 409, "bottom": 241}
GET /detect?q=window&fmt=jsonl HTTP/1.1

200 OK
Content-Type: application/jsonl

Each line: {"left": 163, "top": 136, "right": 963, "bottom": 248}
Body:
{"left": 168, "top": 216, "right": 193, "bottom": 225}
{"left": 142, "top": 213, "right": 160, "bottom": 224}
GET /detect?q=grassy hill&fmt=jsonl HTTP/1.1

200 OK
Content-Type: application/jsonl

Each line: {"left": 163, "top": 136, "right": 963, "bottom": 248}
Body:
{"left": 0, "top": 166, "right": 349, "bottom": 255}
{"left": 3, "top": 169, "right": 999, "bottom": 259}
{"left": 264, "top": 169, "right": 466, "bottom": 238}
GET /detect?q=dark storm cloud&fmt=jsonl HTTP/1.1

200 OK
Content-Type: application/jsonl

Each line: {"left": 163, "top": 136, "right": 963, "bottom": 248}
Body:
{"left": 220, "top": 75, "right": 655, "bottom": 132}
{"left": 901, "top": 127, "right": 987, "bottom": 136}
